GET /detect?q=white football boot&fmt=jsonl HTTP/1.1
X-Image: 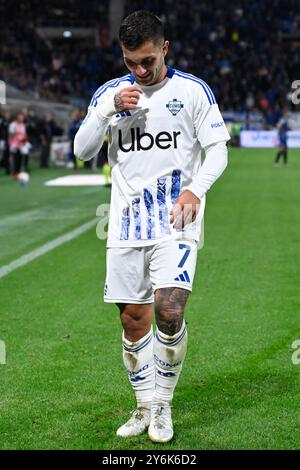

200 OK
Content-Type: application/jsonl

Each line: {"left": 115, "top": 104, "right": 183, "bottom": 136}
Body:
{"left": 116, "top": 407, "right": 151, "bottom": 437}
{"left": 148, "top": 401, "right": 173, "bottom": 443}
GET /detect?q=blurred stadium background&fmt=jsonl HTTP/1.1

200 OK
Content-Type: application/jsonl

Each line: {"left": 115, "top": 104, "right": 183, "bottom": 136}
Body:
{"left": 0, "top": 0, "right": 300, "bottom": 450}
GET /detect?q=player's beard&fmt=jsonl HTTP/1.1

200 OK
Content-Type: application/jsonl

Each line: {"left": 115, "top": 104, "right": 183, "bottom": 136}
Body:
{"left": 151, "top": 60, "right": 167, "bottom": 84}
{"left": 135, "top": 72, "right": 153, "bottom": 85}
{"left": 135, "top": 59, "right": 166, "bottom": 86}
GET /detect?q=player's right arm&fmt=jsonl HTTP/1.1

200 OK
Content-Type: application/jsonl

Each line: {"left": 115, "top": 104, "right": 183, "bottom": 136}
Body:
{"left": 74, "top": 85, "right": 142, "bottom": 161}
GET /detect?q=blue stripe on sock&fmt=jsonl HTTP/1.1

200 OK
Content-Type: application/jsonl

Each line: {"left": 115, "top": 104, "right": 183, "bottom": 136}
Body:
{"left": 122, "top": 333, "right": 153, "bottom": 353}
{"left": 156, "top": 326, "right": 187, "bottom": 347}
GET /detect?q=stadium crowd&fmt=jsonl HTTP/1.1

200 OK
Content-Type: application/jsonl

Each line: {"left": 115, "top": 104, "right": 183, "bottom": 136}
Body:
{"left": 0, "top": 0, "right": 112, "bottom": 104}
{"left": 1, "top": 0, "right": 299, "bottom": 119}
{"left": 0, "top": 0, "right": 109, "bottom": 27}
{"left": 125, "top": 0, "right": 300, "bottom": 123}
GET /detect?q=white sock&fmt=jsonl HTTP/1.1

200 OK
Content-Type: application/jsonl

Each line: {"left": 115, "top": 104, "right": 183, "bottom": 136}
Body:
{"left": 122, "top": 327, "right": 155, "bottom": 408}
{"left": 153, "top": 320, "right": 188, "bottom": 403}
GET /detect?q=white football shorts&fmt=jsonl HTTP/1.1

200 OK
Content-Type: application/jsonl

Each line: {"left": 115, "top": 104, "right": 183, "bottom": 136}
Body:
{"left": 104, "top": 239, "right": 198, "bottom": 304}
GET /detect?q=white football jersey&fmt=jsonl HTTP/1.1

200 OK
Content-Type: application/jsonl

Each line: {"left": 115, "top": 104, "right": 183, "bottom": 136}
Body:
{"left": 89, "top": 67, "right": 230, "bottom": 247}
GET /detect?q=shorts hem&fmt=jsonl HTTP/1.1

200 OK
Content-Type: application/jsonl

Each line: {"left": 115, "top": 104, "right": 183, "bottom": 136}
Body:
{"left": 104, "top": 296, "right": 154, "bottom": 304}
{"left": 153, "top": 283, "right": 193, "bottom": 293}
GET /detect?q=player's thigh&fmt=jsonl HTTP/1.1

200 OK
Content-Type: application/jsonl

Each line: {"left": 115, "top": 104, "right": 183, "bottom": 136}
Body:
{"left": 149, "top": 239, "right": 198, "bottom": 293}
{"left": 104, "top": 246, "right": 153, "bottom": 304}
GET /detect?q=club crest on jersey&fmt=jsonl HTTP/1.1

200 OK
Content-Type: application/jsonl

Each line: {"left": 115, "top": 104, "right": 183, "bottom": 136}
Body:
{"left": 166, "top": 98, "right": 184, "bottom": 116}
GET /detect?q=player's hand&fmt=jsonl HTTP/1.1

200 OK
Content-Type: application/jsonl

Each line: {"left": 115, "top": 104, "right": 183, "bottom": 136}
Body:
{"left": 170, "top": 190, "right": 201, "bottom": 229}
{"left": 114, "top": 86, "right": 143, "bottom": 112}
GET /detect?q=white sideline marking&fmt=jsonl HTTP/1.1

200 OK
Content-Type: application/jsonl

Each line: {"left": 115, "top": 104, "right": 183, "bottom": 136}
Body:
{"left": 0, "top": 218, "right": 97, "bottom": 279}
{"left": 45, "top": 175, "right": 106, "bottom": 186}
{"left": 0, "top": 207, "right": 94, "bottom": 233}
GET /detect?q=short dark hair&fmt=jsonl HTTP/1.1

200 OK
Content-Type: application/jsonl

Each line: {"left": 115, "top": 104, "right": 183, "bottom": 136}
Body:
{"left": 119, "top": 10, "right": 165, "bottom": 50}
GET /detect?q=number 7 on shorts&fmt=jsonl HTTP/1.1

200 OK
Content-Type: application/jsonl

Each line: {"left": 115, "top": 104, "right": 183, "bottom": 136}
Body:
{"left": 178, "top": 243, "right": 191, "bottom": 268}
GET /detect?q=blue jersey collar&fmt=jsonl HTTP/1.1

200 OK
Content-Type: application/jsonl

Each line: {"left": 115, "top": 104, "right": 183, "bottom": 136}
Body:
{"left": 130, "top": 66, "right": 175, "bottom": 85}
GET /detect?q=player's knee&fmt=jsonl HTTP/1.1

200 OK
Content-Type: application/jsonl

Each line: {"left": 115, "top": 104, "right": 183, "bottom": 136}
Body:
{"left": 156, "top": 311, "right": 184, "bottom": 336}
{"left": 155, "top": 302, "right": 185, "bottom": 335}
{"left": 154, "top": 288, "right": 188, "bottom": 335}
{"left": 120, "top": 311, "right": 139, "bottom": 331}
{"left": 118, "top": 304, "right": 152, "bottom": 335}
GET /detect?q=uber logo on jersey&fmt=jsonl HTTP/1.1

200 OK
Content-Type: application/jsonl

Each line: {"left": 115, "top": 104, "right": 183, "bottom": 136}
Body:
{"left": 166, "top": 98, "right": 184, "bottom": 116}
{"left": 118, "top": 127, "right": 181, "bottom": 152}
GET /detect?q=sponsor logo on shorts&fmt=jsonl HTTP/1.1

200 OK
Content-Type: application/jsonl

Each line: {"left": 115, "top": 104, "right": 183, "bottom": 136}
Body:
{"left": 174, "top": 270, "right": 190, "bottom": 283}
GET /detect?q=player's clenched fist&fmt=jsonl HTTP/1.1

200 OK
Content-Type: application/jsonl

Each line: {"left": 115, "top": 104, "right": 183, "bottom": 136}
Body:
{"left": 114, "top": 86, "right": 143, "bottom": 112}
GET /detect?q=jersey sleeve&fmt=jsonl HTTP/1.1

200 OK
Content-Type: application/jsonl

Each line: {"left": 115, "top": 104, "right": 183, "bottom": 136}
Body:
{"left": 74, "top": 76, "right": 131, "bottom": 161}
{"left": 89, "top": 75, "right": 132, "bottom": 117}
{"left": 74, "top": 107, "right": 111, "bottom": 161}
{"left": 193, "top": 85, "right": 230, "bottom": 148}
{"left": 185, "top": 140, "right": 228, "bottom": 200}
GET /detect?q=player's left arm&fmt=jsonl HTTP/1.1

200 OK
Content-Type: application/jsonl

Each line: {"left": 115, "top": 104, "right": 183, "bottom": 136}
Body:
{"left": 184, "top": 139, "right": 228, "bottom": 200}
{"left": 170, "top": 90, "right": 230, "bottom": 229}
{"left": 170, "top": 140, "right": 228, "bottom": 228}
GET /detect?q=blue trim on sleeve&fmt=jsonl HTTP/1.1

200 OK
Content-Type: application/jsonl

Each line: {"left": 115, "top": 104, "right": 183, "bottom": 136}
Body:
{"left": 90, "top": 75, "right": 131, "bottom": 107}
{"left": 174, "top": 70, "right": 216, "bottom": 105}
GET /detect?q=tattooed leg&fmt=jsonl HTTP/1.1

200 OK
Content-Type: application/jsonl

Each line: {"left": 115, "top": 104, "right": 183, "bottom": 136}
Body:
{"left": 154, "top": 287, "right": 190, "bottom": 335}
{"left": 152, "top": 287, "right": 189, "bottom": 403}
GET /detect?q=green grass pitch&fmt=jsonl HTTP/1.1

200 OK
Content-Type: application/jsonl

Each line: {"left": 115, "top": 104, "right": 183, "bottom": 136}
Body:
{"left": 0, "top": 148, "right": 299, "bottom": 450}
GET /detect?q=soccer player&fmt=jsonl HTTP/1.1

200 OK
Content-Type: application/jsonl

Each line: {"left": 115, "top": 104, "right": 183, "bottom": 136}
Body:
{"left": 74, "top": 10, "right": 230, "bottom": 443}
{"left": 274, "top": 109, "right": 289, "bottom": 167}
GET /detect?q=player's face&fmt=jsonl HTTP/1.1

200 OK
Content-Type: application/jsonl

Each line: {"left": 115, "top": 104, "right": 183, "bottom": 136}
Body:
{"left": 122, "top": 40, "right": 169, "bottom": 86}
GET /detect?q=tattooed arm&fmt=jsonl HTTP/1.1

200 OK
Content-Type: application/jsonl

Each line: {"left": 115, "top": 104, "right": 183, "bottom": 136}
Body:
{"left": 74, "top": 85, "right": 143, "bottom": 161}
